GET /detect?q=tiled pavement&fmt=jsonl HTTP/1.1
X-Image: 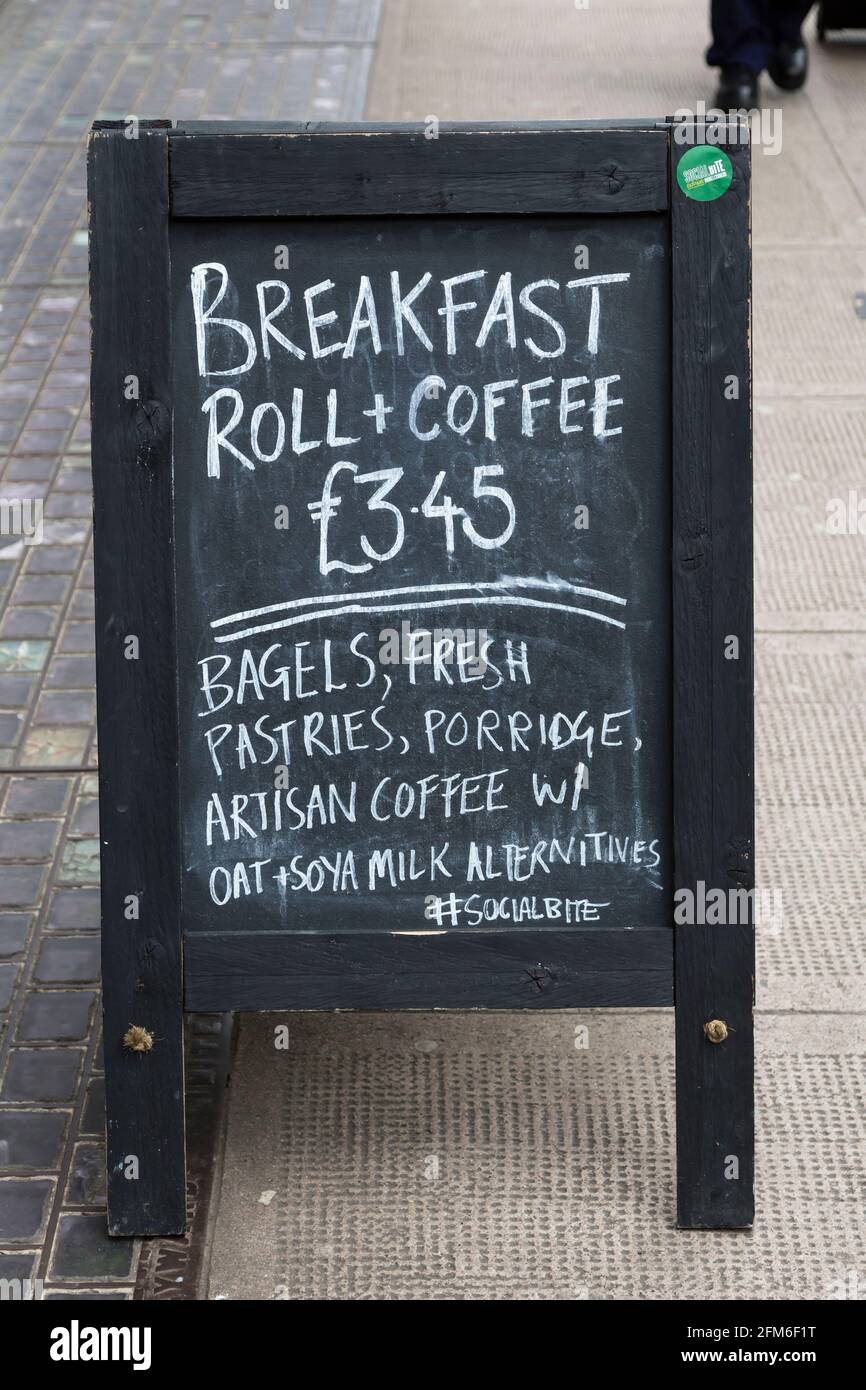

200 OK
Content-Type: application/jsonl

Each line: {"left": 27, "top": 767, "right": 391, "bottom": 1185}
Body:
{"left": 0, "top": 0, "right": 382, "bottom": 1300}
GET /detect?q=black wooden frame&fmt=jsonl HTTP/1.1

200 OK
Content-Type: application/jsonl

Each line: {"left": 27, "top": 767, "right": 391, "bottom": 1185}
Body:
{"left": 89, "top": 120, "right": 753, "bottom": 1237}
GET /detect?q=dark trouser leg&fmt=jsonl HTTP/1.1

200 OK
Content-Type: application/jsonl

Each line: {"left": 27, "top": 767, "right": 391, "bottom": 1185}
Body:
{"left": 766, "top": 1, "right": 812, "bottom": 88}
{"left": 707, "top": 0, "right": 773, "bottom": 71}
{"left": 769, "top": 0, "right": 814, "bottom": 44}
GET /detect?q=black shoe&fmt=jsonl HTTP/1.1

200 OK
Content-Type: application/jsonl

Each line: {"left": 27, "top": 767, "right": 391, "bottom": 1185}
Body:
{"left": 714, "top": 66, "right": 759, "bottom": 110}
{"left": 767, "top": 39, "right": 808, "bottom": 91}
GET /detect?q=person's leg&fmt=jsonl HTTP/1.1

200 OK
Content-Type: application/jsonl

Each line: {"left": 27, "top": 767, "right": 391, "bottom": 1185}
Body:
{"left": 707, "top": 0, "right": 774, "bottom": 73}
{"left": 767, "top": 1, "right": 813, "bottom": 89}
{"left": 708, "top": 0, "right": 772, "bottom": 107}
{"left": 769, "top": 0, "right": 814, "bottom": 46}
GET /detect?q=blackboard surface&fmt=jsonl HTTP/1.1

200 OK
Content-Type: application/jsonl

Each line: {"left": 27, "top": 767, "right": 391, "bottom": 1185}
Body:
{"left": 171, "top": 215, "right": 672, "bottom": 939}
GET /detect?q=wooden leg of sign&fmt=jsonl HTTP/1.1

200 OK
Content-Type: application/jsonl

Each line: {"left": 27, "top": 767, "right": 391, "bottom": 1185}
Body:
{"left": 89, "top": 122, "right": 186, "bottom": 1235}
{"left": 675, "top": 927, "right": 754, "bottom": 1227}
{"left": 671, "top": 120, "right": 754, "bottom": 1228}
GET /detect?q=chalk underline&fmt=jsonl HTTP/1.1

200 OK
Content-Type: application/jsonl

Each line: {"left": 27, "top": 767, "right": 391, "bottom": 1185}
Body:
{"left": 212, "top": 576, "right": 627, "bottom": 631}
{"left": 213, "top": 592, "right": 627, "bottom": 644}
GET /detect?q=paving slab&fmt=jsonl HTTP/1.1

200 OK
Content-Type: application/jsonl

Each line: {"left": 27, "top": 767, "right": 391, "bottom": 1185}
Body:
{"left": 754, "top": 631, "right": 866, "bottom": 1012}
{"left": 754, "top": 247, "right": 866, "bottom": 398}
{"left": 755, "top": 402, "right": 866, "bottom": 630}
{"left": 209, "top": 1011, "right": 866, "bottom": 1301}
{"left": 803, "top": 29, "right": 866, "bottom": 194}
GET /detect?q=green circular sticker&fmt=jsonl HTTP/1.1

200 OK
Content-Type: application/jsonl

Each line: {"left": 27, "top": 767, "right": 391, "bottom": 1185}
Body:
{"left": 676, "top": 146, "right": 733, "bottom": 202}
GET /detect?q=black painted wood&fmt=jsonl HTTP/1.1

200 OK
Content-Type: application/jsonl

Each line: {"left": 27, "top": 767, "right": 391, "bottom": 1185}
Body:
{"left": 89, "top": 122, "right": 186, "bottom": 1236}
{"left": 671, "top": 121, "right": 755, "bottom": 1229}
{"left": 168, "top": 126, "right": 669, "bottom": 217}
{"left": 185, "top": 928, "right": 673, "bottom": 1012}
{"left": 89, "top": 120, "right": 754, "bottom": 1236}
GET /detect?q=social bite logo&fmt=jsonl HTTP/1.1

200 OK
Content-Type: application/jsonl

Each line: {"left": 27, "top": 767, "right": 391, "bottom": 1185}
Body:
{"left": 676, "top": 145, "right": 733, "bottom": 202}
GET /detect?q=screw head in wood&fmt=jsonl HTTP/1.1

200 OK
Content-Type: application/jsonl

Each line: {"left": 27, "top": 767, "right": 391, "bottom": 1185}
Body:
{"left": 703, "top": 1019, "right": 729, "bottom": 1044}
{"left": 123, "top": 1024, "right": 154, "bottom": 1053}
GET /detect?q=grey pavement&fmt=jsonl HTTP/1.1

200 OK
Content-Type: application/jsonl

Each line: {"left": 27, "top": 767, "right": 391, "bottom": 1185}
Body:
{"left": 0, "top": 0, "right": 382, "bottom": 1301}
{"left": 207, "top": 2, "right": 866, "bottom": 1300}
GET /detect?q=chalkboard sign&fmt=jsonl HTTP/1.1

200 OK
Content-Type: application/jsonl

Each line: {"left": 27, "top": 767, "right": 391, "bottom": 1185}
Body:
{"left": 89, "top": 121, "right": 753, "bottom": 1239}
